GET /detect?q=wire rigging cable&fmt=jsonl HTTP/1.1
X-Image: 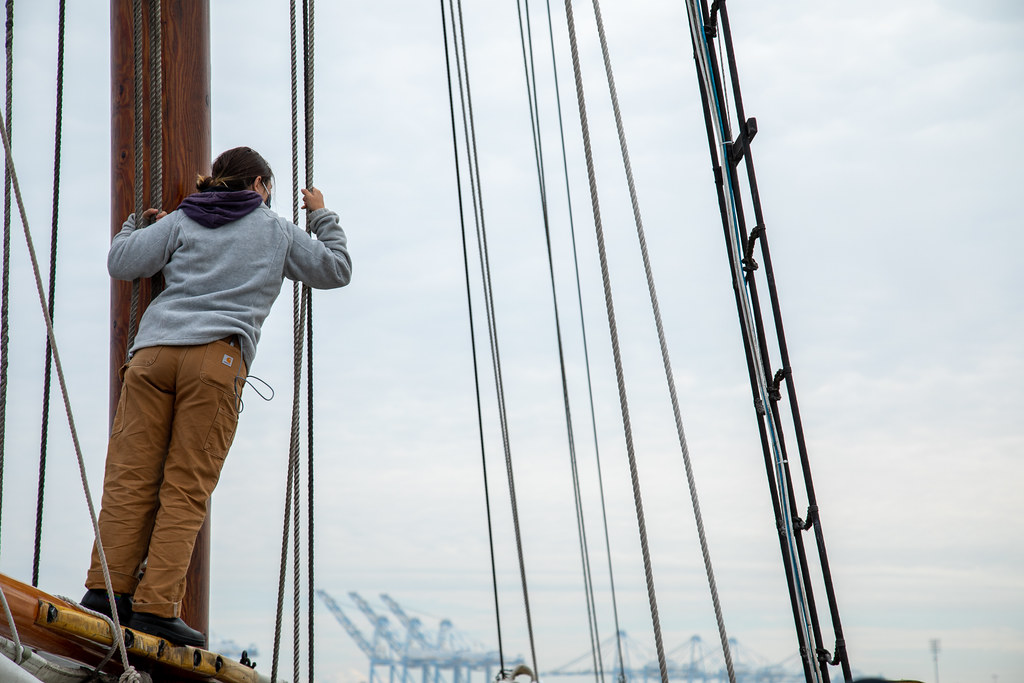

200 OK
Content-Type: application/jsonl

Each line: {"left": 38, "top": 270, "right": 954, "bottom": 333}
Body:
{"left": 555, "top": 0, "right": 747, "bottom": 678}
{"left": 437, "top": 0, "right": 507, "bottom": 668}
{"left": 456, "top": 0, "right": 543, "bottom": 670}
{"left": 580, "top": 1, "right": 741, "bottom": 680}
{"left": 536, "top": 0, "right": 629, "bottom": 676}
{"left": 559, "top": 1, "right": 669, "bottom": 679}
{"left": 512, "top": 2, "right": 605, "bottom": 680}
{"left": 443, "top": 0, "right": 541, "bottom": 674}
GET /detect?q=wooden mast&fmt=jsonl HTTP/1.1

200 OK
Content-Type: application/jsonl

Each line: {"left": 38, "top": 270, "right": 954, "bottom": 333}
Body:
{"left": 110, "top": 0, "right": 211, "bottom": 642}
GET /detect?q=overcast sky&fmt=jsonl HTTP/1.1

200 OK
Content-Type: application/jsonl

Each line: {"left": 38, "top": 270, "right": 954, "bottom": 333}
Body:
{"left": 0, "top": 1, "right": 1021, "bottom": 683}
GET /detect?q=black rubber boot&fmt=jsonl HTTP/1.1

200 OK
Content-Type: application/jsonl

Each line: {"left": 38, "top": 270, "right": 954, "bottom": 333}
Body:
{"left": 80, "top": 589, "right": 133, "bottom": 624}
{"left": 129, "top": 611, "right": 205, "bottom": 648}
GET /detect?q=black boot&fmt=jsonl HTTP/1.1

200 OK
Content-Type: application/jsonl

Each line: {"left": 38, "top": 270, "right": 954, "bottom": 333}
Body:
{"left": 80, "top": 589, "right": 133, "bottom": 624}
{"left": 129, "top": 611, "right": 205, "bottom": 648}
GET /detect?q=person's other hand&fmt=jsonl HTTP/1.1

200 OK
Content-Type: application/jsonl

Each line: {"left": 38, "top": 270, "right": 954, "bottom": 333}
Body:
{"left": 301, "top": 187, "right": 325, "bottom": 212}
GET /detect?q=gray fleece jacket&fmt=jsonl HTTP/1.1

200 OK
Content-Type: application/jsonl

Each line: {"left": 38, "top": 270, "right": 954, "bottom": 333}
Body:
{"left": 108, "top": 204, "right": 352, "bottom": 369}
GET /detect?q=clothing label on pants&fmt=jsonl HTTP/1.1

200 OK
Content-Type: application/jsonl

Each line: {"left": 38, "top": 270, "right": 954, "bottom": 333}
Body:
{"left": 222, "top": 354, "right": 234, "bottom": 367}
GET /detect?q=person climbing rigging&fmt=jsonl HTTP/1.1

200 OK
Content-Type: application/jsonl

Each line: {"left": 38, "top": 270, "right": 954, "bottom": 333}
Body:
{"left": 80, "top": 146, "right": 352, "bottom": 647}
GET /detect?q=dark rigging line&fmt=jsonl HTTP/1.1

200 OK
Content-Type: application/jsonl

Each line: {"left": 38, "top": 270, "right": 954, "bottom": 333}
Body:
{"left": 540, "top": 0, "right": 627, "bottom": 677}
{"left": 512, "top": 2, "right": 604, "bottom": 681}
{"left": 131, "top": 0, "right": 142, "bottom": 219}
{"left": 126, "top": 0, "right": 143, "bottom": 354}
{"left": 146, "top": 0, "right": 163, "bottom": 308}
{"left": 449, "top": 0, "right": 503, "bottom": 461}
{"left": 301, "top": 2, "right": 316, "bottom": 681}
{"left": 290, "top": 4, "right": 314, "bottom": 682}
{"left": 304, "top": 290, "right": 314, "bottom": 683}
{"left": 272, "top": 1, "right": 303, "bottom": 680}
{"left": 303, "top": 0, "right": 314, "bottom": 188}
{"left": 292, "top": 366, "right": 301, "bottom": 683}
{"left": 438, "top": 0, "right": 506, "bottom": 668}
{"left": 0, "top": 0, "right": 12, "bottom": 560}
{"left": 147, "top": 0, "right": 162, "bottom": 215}
{"left": 33, "top": 0, "right": 66, "bottom": 589}
{"left": 450, "top": 0, "right": 541, "bottom": 673}
{"left": 126, "top": 0, "right": 163, "bottom": 355}
{"left": 273, "top": 2, "right": 317, "bottom": 680}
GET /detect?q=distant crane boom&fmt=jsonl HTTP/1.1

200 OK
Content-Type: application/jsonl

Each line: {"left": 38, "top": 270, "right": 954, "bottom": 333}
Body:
{"left": 316, "top": 589, "right": 384, "bottom": 660}
{"left": 382, "top": 593, "right": 433, "bottom": 649}
{"left": 350, "top": 591, "right": 405, "bottom": 655}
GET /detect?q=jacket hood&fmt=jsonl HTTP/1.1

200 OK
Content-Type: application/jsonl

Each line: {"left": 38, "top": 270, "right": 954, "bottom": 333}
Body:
{"left": 179, "top": 190, "right": 264, "bottom": 228}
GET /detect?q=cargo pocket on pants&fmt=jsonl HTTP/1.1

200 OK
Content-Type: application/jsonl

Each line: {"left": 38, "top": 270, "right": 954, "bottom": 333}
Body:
{"left": 204, "top": 400, "right": 239, "bottom": 459}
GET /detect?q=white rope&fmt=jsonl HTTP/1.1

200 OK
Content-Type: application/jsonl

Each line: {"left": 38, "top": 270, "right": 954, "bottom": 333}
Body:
{"left": 2, "top": 632, "right": 124, "bottom": 683}
{"left": 0, "top": 585, "right": 25, "bottom": 665}
{"left": 56, "top": 596, "right": 122, "bottom": 673}
{"left": 0, "top": 78, "right": 138, "bottom": 683}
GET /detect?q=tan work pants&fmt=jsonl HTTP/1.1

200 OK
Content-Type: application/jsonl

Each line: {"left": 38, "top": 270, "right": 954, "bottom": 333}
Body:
{"left": 86, "top": 338, "right": 246, "bottom": 618}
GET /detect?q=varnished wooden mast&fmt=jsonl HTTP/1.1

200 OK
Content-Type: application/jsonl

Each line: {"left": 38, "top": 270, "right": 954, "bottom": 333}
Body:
{"left": 110, "top": 0, "right": 211, "bottom": 643}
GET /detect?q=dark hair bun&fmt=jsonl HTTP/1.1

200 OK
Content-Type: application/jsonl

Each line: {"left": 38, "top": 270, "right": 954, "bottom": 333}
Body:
{"left": 195, "top": 147, "right": 274, "bottom": 192}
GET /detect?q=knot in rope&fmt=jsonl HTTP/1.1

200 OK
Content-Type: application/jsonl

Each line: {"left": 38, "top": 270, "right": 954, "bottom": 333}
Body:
{"left": 119, "top": 666, "right": 143, "bottom": 683}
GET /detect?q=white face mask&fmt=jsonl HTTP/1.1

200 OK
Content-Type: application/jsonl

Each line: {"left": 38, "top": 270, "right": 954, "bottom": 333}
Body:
{"left": 261, "top": 179, "right": 272, "bottom": 208}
